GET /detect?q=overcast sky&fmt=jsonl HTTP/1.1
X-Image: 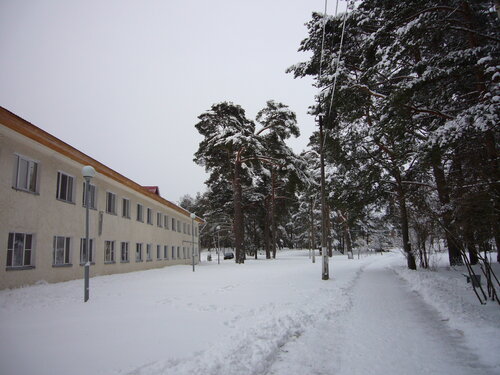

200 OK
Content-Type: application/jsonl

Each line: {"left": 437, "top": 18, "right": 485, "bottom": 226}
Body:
{"left": 0, "top": 0, "right": 346, "bottom": 203}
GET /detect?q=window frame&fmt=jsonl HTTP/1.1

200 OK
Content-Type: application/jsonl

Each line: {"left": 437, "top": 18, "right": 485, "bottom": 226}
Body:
{"left": 146, "top": 243, "right": 152, "bottom": 261}
{"left": 135, "top": 243, "right": 143, "bottom": 262}
{"left": 136, "top": 204, "right": 144, "bottom": 222}
{"left": 105, "top": 191, "right": 117, "bottom": 215}
{"left": 122, "top": 198, "right": 131, "bottom": 219}
{"left": 13, "top": 154, "right": 39, "bottom": 194}
{"left": 6, "top": 232, "right": 35, "bottom": 269}
{"left": 147, "top": 208, "right": 153, "bottom": 225}
{"left": 120, "top": 242, "right": 129, "bottom": 263}
{"left": 56, "top": 171, "right": 75, "bottom": 203}
{"left": 53, "top": 236, "right": 72, "bottom": 266}
{"left": 104, "top": 240, "right": 115, "bottom": 263}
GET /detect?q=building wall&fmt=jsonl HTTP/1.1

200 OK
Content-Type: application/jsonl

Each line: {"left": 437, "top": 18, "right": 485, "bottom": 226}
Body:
{"left": 0, "top": 114, "right": 200, "bottom": 290}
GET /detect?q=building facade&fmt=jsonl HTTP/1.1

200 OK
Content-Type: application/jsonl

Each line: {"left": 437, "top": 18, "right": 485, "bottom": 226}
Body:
{"left": 0, "top": 107, "right": 202, "bottom": 289}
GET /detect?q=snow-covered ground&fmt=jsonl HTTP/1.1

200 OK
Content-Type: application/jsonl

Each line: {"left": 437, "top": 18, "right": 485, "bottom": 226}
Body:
{"left": 1, "top": 250, "right": 498, "bottom": 375}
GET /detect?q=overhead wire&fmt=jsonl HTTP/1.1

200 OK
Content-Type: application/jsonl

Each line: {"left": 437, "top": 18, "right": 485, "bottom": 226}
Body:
{"left": 328, "top": 1, "right": 350, "bottom": 115}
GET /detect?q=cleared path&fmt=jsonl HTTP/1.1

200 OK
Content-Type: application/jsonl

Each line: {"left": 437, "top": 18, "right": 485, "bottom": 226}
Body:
{"left": 268, "top": 257, "right": 496, "bottom": 375}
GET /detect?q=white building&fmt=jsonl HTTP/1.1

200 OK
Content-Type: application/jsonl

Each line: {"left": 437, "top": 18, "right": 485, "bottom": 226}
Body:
{"left": 0, "top": 106, "right": 202, "bottom": 289}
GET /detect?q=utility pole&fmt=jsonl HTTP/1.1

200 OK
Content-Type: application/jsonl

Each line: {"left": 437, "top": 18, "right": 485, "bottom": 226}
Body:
{"left": 319, "top": 114, "right": 329, "bottom": 280}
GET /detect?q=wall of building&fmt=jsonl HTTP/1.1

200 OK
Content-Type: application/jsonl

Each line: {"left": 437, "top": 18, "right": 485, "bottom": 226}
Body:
{"left": 0, "top": 117, "right": 200, "bottom": 289}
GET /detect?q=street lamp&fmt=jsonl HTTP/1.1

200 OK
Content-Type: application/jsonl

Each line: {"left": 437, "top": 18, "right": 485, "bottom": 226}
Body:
{"left": 190, "top": 213, "right": 196, "bottom": 272}
{"left": 216, "top": 225, "right": 221, "bottom": 264}
{"left": 82, "top": 165, "right": 96, "bottom": 302}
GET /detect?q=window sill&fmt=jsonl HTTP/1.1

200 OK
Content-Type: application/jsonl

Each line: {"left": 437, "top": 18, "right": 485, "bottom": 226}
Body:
{"left": 135, "top": 260, "right": 143, "bottom": 263}
{"left": 146, "top": 259, "right": 153, "bottom": 262}
{"left": 120, "top": 260, "right": 130, "bottom": 263}
{"left": 12, "top": 187, "right": 39, "bottom": 195}
{"left": 104, "top": 261, "right": 116, "bottom": 264}
{"left": 56, "top": 198, "right": 75, "bottom": 205}
{"left": 106, "top": 212, "right": 117, "bottom": 216}
{"left": 6, "top": 266, "right": 35, "bottom": 271}
{"left": 79, "top": 262, "right": 96, "bottom": 266}
{"left": 52, "top": 264, "right": 72, "bottom": 268}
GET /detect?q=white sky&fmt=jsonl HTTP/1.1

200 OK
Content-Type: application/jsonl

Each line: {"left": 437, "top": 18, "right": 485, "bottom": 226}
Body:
{"left": 0, "top": 0, "right": 347, "bottom": 203}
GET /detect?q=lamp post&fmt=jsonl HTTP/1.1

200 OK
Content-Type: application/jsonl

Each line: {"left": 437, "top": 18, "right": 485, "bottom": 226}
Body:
{"left": 216, "top": 225, "right": 221, "bottom": 264}
{"left": 190, "top": 213, "right": 196, "bottom": 272}
{"left": 82, "top": 165, "right": 96, "bottom": 302}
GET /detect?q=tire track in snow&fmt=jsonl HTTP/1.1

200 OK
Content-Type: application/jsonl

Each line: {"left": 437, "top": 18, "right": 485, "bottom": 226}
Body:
{"left": 265, "top": 258, "right": 371, "bottom": 375}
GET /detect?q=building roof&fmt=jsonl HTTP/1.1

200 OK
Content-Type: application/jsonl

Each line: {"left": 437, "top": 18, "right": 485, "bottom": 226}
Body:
{"left": 0, "top": 106, "right": 203, "bottom": 223}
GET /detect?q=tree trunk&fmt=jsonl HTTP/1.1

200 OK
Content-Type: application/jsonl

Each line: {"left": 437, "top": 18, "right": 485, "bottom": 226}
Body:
{"left": 310, "top": 197, "right": 316, "bottom": 263}
{"left": 344, "top": 224, "right": 353, "bottom": 259}
{"left": 430, "top": 147, "right": 463, "bottom": 266}
{"left": 464, "top": 222, "right": 478, "bottom": 265}
{"left": 271, "top": 168, "right": 277, "bottom": 259}
{"left": 319, "top": 115, "right": 329, "bottom": 279}
{"left": 327, "top": 205, "right": 333, "bottom": 257}
{"left": 233, "top": 160, "right": 244, "bottom": 263}
{"left": 253, "top": 219, "right": 258, "bottom": 260}
{"left": 264, "top": 198, "right": 271, "bottom": 259}
{"left": 394, "top": 170, "right": 417, "bottom": 270}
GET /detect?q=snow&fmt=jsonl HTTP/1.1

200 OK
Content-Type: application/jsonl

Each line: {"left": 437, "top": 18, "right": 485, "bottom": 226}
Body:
{"left": 1, "top": 250, "right": 499, "bottom": 375}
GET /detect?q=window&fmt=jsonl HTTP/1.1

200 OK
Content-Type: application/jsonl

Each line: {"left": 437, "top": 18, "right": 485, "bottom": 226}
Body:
{"left": 122, "top": 198, "right": 130, "bottom": 218}
{"left": 177, "top": 246, "right": 180, "bottom": 259}
{"left": 7, "top": 232, "right": 34, "bottom": 268}
{"left": 164, "top": 215, "right": 169, "bottom": 229}
{"left": 135, "top": 243, "right": 143, "bottom": 262}
{"left": 171, "top": 246, "right": 176, "bottom": 260}
{"left": 56, "top": 171, "right": 74, "bottom": 203}
{"left": 156, "top": 245, "right": 161, "bottom": 259}
{"left": 157, "top": 212, "right": 163, "bottom": 227}
{"left": 82, "top": 182, "right": 97, "bottom": 209}
{"left": 164, "top": 245, "right": 169, "bottom": 260}
{"left": 13, "top": 155, "right": 38, "bottom": 193}
{"left": 177, "top": 220, "right": 181, "bottom": 233}
{"left": 106, "top": 192, "right": 116, "bottom": 215}
{"left": 79, "top": 238, "right": 94, "bottom": 264}
{"left": 137, "top": 204, "right": 143, "bottom": 222}
{"left": 171, "top": 218, "right": 176, "bottom": 231}
{"left": 188, "top": 224, "right": 191, "bottom": 235}
{"left": 104, "top": 240, "right": 115, "bottom": 263}
{"left": 147, "top": 208, "right": 153, "bottom": 225}
{"left": 183, "top": 223, "right": 186, "bottom": 234}
{"left": 53, "top": 236, "right": 71, "bottom": 266}
{"left": 121, "top": 242, "right": 129, "bottom": 262}
{"left": 146, "top": 244, "right": 152, "bottom": 261}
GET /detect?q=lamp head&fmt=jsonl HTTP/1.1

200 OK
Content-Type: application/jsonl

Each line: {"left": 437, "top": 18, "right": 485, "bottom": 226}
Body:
{"left": 82, "top": 165, "right": 96, "bottom": 179}
{"left": 190, "top": 213, "right": 196, "bottom": 219}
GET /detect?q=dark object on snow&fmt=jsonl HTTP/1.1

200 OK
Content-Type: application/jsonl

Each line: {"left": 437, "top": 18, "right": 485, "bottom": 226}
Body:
{"left": 224, "top": 252, "right": 234, "bottom": 260}
{"left": 465, "top": 274, "right": 481, "bottom": 288}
